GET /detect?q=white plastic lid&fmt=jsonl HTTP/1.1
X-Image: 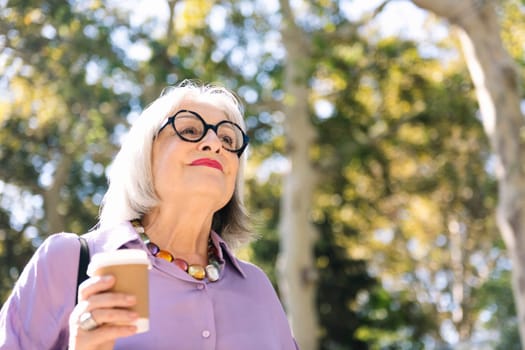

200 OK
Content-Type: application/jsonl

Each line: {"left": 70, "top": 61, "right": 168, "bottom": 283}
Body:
{"left": 87, "top": 249, "right": 152, "bottom": 276}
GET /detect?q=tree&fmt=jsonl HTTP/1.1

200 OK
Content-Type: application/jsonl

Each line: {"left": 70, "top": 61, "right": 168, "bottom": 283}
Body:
{"left": 224, "top": 0, "right": 506, "bottom": 347}
{"left": 311, "top": 21, "right": 501, "bottom": 345}
{"left": 277, "top": 1, "right": 319, "bottom": 349}
{"left": 0, "top": 0, "right": 135, "bottom": 300}
{"left": 410, "top": 0, "right": 525, "bottom": 346}
{"left": 217, "top": 1, "right": 435, "bottom": 347}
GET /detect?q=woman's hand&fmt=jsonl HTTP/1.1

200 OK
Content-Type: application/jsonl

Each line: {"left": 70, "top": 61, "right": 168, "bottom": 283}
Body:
{"left": 68, "top": 275, "right": 138, "bottom": 350}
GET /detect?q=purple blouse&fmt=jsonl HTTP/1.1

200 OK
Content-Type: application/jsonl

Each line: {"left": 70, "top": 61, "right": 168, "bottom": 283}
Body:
{"left": 0, "top": 222, "right": 298, "bottom": 349}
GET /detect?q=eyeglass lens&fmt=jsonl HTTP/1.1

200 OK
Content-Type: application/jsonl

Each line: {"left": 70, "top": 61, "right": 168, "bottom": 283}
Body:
{"left": 174, "top": 111, "right": 245, "bottom": 151}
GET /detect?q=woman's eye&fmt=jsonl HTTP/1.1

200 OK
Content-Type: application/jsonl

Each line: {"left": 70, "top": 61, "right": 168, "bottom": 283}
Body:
{"left": 221, "top": 135, "right": 234, "bottom": 146}
{"left": 180, "top": 127, "right": 199, "bottom": 136}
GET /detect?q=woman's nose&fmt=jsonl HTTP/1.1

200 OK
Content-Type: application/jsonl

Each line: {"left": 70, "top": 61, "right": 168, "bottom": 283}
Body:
{"left": 198, "top": 129, "right": 222, "bottom": 153}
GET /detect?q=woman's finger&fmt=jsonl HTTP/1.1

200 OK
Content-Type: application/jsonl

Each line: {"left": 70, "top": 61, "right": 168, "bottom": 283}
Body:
{"left": 88, "top": 307, "right": 138, "bottom": 326}
{"left": 89, "top": 324, "right": 137, "bottom": 343}
{"left": 84, "top": 292, "right": 137, "bottom": 312}
{"left": 72, "top": 323, "right": 137, "bottom": 350}
{"left": 77, "top": 275, "right": 115, "bottom": 302}
{"left": 89, "top": 323, "right": 137, "bottom": 342}
{"left": 70, "top": 275, "right": 140, "bottom": 349}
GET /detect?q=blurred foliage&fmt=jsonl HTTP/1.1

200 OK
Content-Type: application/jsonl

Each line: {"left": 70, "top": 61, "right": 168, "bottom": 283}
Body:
{"left": 1, "top": 0, "right": 524, "bottom": 348}
{"left": 0, "top": 0, "right": 133, "bottom": 301}
{"left": 474, "top": 270, "right": 520, "bottom": 350}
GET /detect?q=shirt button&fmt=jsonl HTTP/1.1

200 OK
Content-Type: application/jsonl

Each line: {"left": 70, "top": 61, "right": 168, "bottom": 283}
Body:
{"left": 197, "top": 284, "right": 205, "bottom": 290}
{"left": 202, "top": 330, "right": 211, "bottom": 338}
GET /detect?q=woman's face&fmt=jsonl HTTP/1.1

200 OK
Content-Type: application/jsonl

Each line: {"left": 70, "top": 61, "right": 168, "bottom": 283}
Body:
{"left": 150, "top": 98, "right": 240, "bottom": 210}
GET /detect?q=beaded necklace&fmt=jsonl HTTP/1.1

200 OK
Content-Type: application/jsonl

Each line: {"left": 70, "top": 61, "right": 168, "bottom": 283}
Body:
{"left": 131, "top": 219, "right": 221, "bottom": 282}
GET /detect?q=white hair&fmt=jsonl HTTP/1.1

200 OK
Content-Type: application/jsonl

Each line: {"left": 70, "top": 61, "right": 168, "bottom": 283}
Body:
{"left": 99, "top": 80, "right": 253, "bottom": 248}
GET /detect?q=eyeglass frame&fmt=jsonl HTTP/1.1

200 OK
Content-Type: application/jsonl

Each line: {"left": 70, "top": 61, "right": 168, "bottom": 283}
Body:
{"left": 157, "top": 109, "right": 250, "bottom": 157}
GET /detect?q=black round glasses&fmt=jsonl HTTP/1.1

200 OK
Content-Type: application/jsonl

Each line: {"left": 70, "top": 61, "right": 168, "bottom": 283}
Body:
{"left": 158, "top": 109, "right": 250, "bottom": 157}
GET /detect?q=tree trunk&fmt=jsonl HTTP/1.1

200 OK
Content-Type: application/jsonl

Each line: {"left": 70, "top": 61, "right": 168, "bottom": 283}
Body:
{"left": 44, "top": 153, "right": 73, "bottom": 233}
{"left": 166, "top": 0, "right": 177, "bottom": 38}
{"left": 413, "top": 0, "right": 525, "bottom": 345}
{"left": 277, "top": 1, "right": 319, "bottom": 349}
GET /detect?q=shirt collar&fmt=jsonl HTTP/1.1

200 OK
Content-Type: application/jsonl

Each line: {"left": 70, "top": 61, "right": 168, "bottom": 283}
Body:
{"left": 86, "top": 221, "right": 140, "bottom": 252}
{"left": 89, "top": 221, "right": 246, "bottom": 278}
{"left": 210, "top": 230, "right": 246, "bottom": 278}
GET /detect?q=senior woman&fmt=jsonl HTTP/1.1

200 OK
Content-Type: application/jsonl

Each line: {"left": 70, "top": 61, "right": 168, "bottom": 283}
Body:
{"left": 0, "top": 80, "right": 298, "bottom": 349}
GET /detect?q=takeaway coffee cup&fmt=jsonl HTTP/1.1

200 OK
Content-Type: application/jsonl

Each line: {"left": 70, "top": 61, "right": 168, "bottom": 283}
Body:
{"left": 87, "top": 249, "right": 151, "bottom": 333}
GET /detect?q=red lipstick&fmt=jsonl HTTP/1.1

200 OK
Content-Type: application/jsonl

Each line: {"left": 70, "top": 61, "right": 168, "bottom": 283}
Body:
{"left": 190, "top": 158, "right": 223, "bottom": 171}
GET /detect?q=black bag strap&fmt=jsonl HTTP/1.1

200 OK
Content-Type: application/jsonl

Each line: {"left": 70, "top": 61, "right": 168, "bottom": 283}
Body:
{"left": 76, "top": 237, "right": 90, "bottom": 304}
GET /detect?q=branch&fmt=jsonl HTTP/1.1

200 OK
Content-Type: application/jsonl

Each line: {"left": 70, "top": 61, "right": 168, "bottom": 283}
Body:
{"left": 364, "top": 0, "right": 392, "bottom": 24}
{"left": 166, "top": 0, "right": 178, "bottom": 39}
{"left": 411, "top": 0, "right": 478, "bottom": 25}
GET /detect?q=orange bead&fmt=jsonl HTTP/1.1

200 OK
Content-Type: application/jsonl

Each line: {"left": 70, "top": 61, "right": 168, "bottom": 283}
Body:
{"left": 156, "top": 250, "right": 174, "bottom": 262}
